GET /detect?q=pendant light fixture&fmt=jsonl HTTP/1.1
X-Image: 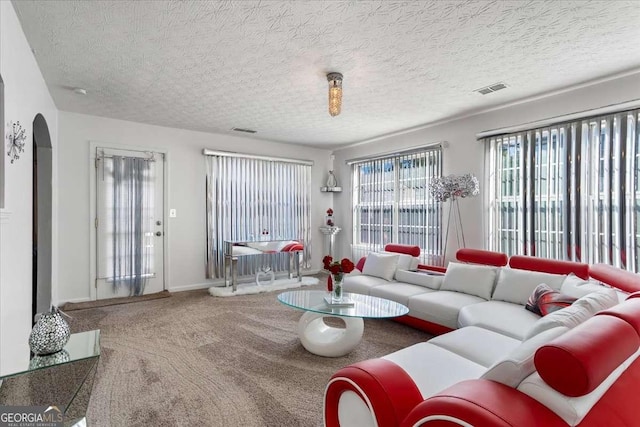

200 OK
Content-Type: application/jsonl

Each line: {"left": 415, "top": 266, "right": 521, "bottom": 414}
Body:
{"left": 327, "top": 72, "right": 343, "bottom": 117}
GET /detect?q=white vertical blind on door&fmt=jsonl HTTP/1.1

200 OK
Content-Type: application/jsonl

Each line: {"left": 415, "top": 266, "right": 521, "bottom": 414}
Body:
{"left": 96, "top": 154, "right": 156, "bottom": 296}
{"left": 205, "top": 154, "right": 312, "bottom": 279}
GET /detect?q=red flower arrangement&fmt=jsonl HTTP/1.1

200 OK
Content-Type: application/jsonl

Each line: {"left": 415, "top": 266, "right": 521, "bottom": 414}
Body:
{"left": 322, "top": 255, "right": 355, "bottom": 291}
{"left": 326, "top": 208, "right": 334, "bottom": 216}
{"left": 323, "top": 255, "right": 355, "bottom": 275}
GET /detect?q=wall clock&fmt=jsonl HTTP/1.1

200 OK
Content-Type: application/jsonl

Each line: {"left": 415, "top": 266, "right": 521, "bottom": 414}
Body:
{"left": 6, "top": 121, "right": 26, "bottom": 163}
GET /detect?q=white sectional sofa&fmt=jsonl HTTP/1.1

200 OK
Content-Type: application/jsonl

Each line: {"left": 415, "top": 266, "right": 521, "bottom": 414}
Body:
{"left": 345, "top": 246, "right": 620, "bottom": 337}
{"left": 324, "top": 245, "right": 639, "bottom": 427}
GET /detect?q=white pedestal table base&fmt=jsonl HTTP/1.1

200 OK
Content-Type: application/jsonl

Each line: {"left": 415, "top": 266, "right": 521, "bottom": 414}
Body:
{"left": 297, "top": 311, "right": 364, "bottom": 357}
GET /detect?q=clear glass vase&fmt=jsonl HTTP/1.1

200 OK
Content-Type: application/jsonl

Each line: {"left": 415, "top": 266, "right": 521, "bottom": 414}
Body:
{"left": 331, "top": 273, "right": 344, "bottom": 302}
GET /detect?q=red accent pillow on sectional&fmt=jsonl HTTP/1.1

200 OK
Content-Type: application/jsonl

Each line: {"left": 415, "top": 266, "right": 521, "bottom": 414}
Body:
{"left": 526, "top": 283, "right": 577, "bottom": 316}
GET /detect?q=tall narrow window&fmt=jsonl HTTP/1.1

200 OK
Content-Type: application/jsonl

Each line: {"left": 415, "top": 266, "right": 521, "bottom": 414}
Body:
{"left": 486, "top": 109, "right": 640, "bottom": 271}
{"left": 351, "top": 147, "right": 443, "bottom": 264}
{"left": 205, "top": 153, "right": 312, "bottom": 278}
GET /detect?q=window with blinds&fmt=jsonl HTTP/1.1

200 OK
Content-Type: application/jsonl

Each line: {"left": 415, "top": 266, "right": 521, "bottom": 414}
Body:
{"left": 486, "top": 109, "right": 640, "bottom": 271}
{"left": 205, "top": 154, "right": 312, "bottom": 279}
{"left": 351, "top": 147, "right": 443, "bottom": 264}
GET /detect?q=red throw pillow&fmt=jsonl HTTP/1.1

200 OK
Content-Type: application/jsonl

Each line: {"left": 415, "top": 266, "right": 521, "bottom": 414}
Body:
{"left": 525, "top": 283, "right": 577, "bottom": 316}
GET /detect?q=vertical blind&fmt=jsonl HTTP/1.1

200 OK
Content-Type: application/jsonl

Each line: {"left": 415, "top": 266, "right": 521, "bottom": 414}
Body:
{"left": 486, "top": 109, "right": 640, "bottom": 271}
{"left": 351, "top": 147, "right": 443, "bottom": 264}
{"left": 205, "top": 154, "right": 312, "bottom": 279}
{"left": 97, "top": 155, "right": 156, "bottom": 295}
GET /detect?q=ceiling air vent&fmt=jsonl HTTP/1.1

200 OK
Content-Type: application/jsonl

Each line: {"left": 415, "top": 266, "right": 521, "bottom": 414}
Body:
{"left": 474, "top": 82, "right": 508, "bottom": 95}
{"left": 231, "top": 127, "right": 257, "bottom": 134}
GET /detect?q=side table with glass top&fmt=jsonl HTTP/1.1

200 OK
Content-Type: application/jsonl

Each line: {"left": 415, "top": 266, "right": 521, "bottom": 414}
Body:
{"left": 0, "top": 330, "right": 101, "bottom": 427}
{"left": 277, "top": 290, "right": 408, "bottom": 357}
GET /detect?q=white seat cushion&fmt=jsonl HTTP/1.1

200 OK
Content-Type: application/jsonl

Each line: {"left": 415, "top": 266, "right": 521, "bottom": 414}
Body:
{"left": 492, "top": 268, "right": 566, "bottom": 305}
{"left": 523, "top": 299, "right": 593, "bottom": 340}
{"left": 458, "top": 300, "right": 541, "bottom": 340}
{"left": 370, "top": 283, "right": 434, "bottom": 306}
{"left": 342, "top": 275, "right": 393, "bottom": 295}
{"left": 395, "top": 269, "right": 443, "bottom": 290}
{"left": 429, "top": 326, "right": 521, "bottom": 367}
{"left": 481, "top": 326, "right": 568, "bottom": 388}
{"left": 440, "top": 262, "right": 498, "bottom": 300}
{"left": 523, "top": 289, "right": 620, "bottom": 339}
{"left": 382, "top": 342, "right": 486, "bottom": 399}
{"left": 408, "top": 291, "right": 486, "bottom": 329}
{"left": 574, "top": 288, "right": 619, "bottom": 313}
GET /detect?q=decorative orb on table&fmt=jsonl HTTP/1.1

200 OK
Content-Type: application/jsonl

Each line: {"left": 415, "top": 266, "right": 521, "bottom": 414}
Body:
{"left": 28, "top": 307, "right": 71, "bottom": 356}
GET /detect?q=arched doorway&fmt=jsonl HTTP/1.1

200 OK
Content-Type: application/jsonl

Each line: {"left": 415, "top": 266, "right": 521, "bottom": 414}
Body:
{"left": 33, "top": 113, "right": 52, "bottom": 323}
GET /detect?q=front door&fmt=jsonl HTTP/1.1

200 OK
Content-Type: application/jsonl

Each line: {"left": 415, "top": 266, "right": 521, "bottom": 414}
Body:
{"left": 95, "top": 147, "right": 164, "bottom": 299}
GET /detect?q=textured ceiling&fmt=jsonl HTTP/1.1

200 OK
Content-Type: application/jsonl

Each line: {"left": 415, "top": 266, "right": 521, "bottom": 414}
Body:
{"left": 12, "top": 0, "right": 640, "bottom": 147}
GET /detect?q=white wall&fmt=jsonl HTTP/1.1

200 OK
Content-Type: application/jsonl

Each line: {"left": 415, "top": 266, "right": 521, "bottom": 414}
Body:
{"left": 57, "top": 112, "right": 332, "bottom": 303}
{"left": 332, "top": 72, "right": 640, "bottom": 263}
{"left": 0, "top": 2, "right": 58, "bottom": 374}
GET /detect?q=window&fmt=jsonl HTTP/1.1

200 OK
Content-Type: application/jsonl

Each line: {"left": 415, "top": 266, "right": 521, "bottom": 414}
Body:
{"left": 205, "top": 154, "right": 312, "bottom": 278}
{"left": 351, "top": 147, "right": 443, "bottom": 264}
{"left": 487, "top": 109, "right": 640, "bottom": 271}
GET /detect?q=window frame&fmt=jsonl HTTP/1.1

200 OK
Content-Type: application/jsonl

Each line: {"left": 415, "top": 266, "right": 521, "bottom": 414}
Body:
{"left": 351, "top": 147, "right": 443, "bottom": 264}
{"left": 486, "top": 109, "right": 640, "bottom": 272}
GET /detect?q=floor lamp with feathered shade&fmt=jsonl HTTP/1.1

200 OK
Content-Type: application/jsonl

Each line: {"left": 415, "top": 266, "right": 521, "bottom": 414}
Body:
{"left": 430, "top": 174, "right": 480, "bottom": 264}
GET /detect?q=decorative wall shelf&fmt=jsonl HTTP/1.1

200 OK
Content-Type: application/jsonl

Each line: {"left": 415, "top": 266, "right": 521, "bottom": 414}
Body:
{"left": 320, "top": 186, "right": 342, "bottom": 193}
{"left": 319, "top": 226, "right": 341, "bottom": 235}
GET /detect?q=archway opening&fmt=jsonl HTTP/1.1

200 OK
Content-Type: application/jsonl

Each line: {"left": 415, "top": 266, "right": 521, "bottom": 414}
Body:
{"left": 0, "top": 74, "right": 4, "bottom": 207}
{"left": 33, "top": 113, "right": 52, "bottom": 323}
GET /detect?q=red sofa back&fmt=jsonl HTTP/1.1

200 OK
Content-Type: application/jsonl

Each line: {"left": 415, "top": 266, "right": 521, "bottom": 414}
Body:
{"left": 456, "top": 248, "right": 508, "bottom": 266}
{"left": 356, "top": 244, "right": 423, "bottom": 271}
{"left": 509, "top": 255, "right": 590, "bottom": 279}
{"left": 384, "top": 244, "right": 421, "bottom": 257}
{"left": 589, "top": 263, "right": 640, "bottom": 294}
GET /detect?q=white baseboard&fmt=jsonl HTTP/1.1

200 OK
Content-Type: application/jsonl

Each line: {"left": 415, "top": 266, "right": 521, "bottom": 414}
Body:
{"left": 57, "top": 270, "right": 324, "bottom": 301}
{"left": 58, "top": 296, "right": 92, "bottom": 305}
{"left": 169, "top": 269, "right": 321, "bottom": 293}
{"left": 168, "top": 282, "right": 218, "bottom": 292}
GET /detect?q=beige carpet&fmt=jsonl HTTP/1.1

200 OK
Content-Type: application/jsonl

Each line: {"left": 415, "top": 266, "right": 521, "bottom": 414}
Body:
{"left": 69, "top": 281, "right": 431, "bottom": 426}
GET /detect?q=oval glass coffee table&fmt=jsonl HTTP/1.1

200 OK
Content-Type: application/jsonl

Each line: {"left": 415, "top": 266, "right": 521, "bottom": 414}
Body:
{"left": 277, "top": 290, "right": 409, "bottom": 357}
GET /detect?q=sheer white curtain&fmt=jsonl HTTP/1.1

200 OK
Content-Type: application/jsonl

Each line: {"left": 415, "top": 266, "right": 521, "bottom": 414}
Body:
{"left": 350, "top": 147, "right": 443, "bottom": 264}
{"left": 97, "top": 156, "right": 155, "bottom": 295}
{"left": 487, "top": 109, "right": 640, "bottom": 271}
{"left": 205, "top": 154, "right": 312, "bottom": 279}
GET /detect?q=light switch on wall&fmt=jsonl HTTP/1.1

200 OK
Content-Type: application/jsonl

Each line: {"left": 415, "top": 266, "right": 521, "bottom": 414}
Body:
{"left": 169, "top": 209, "right": 177, "bottom": 218}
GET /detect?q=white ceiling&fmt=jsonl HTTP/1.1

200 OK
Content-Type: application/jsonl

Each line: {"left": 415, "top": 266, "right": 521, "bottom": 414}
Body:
{"left": 13, "top": 0, "right": 640, "bottom": 148}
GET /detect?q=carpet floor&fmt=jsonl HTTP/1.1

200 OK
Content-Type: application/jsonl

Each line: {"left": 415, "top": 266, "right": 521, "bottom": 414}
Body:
{"left": 68, "top": 280, "right": 431, "bottom": 427}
